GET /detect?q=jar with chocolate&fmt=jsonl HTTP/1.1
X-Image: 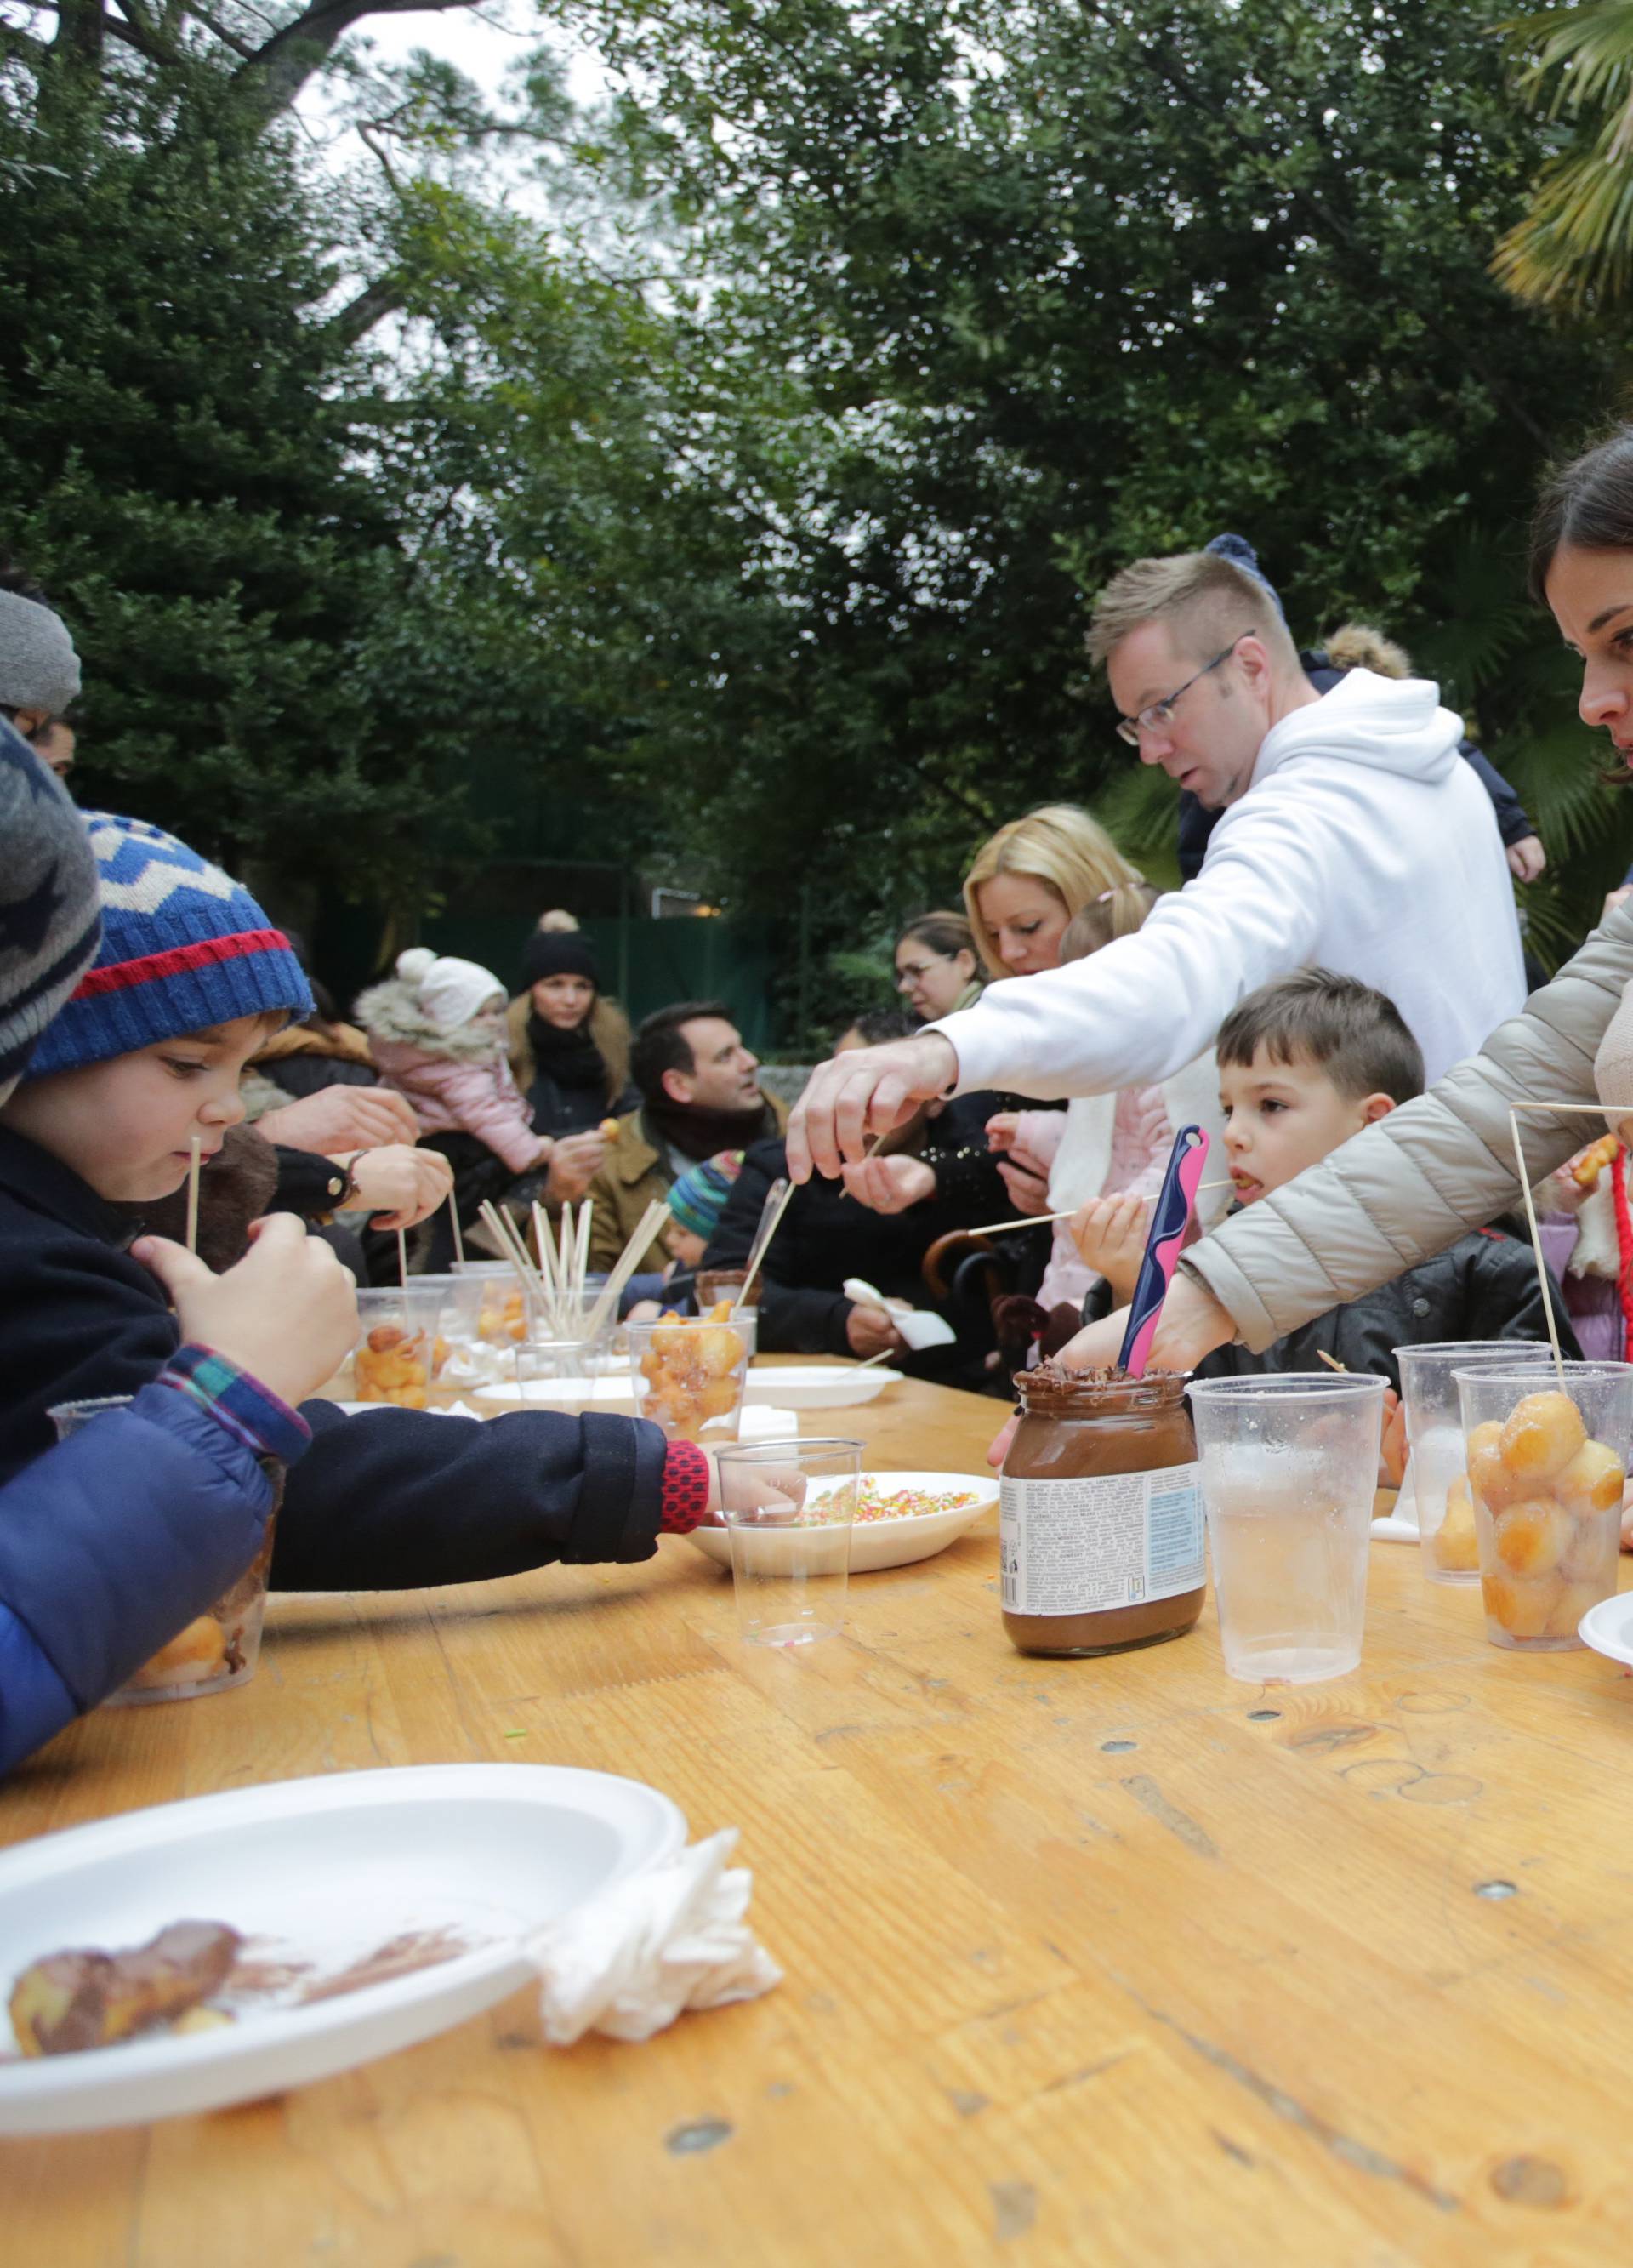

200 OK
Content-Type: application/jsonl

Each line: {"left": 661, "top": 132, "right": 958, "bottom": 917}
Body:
{"left": 999, "top": 1364, "right": 1204, "bottom": 1657}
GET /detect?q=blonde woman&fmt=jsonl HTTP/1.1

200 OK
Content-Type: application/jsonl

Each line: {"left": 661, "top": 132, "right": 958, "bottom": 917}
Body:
{"left": 962, "top": 804, "right": 1143, "bottom": 977}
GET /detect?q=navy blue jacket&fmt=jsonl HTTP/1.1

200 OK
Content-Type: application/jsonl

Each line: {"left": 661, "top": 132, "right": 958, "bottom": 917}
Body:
{"left": 0, "top": 1128, "right": 671, "bottom": 1601}
{"left": 0, "top": 1379, "right": 281, "bottom": 1774}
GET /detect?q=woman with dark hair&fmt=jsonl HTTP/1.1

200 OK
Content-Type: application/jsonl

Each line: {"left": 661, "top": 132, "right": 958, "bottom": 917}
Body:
{"left": 505, "top": 928, "right": 638, "bottom": 1203}
{"left": 1058, "top": 425, "right": 1633, "bottom": 1405}
{"left": 894, "top": 911, "right": 982, "bottom": 1024}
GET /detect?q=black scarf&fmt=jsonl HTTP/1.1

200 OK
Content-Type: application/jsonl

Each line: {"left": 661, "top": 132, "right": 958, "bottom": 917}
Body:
{"left": 645, "top": 1092, "right": 774, "bottom": 1166}
{"left": 527, "top": 1008, "right": 607, "bottom": 1102}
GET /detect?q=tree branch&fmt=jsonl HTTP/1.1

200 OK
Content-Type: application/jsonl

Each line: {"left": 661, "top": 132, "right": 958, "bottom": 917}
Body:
{"left": 327, "top": 270, "right": 407, "bottom": 344}
{"left": 236, "top": 0, "right": 485, "bottom": 124}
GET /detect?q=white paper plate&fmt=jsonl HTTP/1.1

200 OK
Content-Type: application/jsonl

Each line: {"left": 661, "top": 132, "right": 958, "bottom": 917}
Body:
{"left": 741, "top": 1365, "right": 902, "bottom": 1409}
{"left": 686, "top": 1469, "right": 996, "bottom": 1575}
{"left": 0, "top": 1764, "right": 684, "bottom": 2134}
{"left": 1578, "top": 1593, "right": 1633, "bottom": 1669}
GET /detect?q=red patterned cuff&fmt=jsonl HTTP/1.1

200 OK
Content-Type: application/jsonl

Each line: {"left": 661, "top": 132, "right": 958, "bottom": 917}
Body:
{"left": 659, "top": 1439, "right": 713, "bottom": 1534}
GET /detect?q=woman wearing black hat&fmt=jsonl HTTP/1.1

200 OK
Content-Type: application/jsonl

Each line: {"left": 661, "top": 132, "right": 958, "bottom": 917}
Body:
{"left": 506, "top": 927, "right": 639, "bottom": 1200}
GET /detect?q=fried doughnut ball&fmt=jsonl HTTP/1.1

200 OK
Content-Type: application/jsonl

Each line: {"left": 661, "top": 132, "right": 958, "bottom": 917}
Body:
{"left": 1554, "top": 1439, "right": 1625, "bottom": 1519}
{"left": 1431, "top": 1479, "right": 1479, "bottom": 1573}
{"left": 1467, "top": 1422, "right": 1524, "bottom": 1513}
{"left": 1499, "top": 1392, "right": 1587, "bottom": 1486}
{"left": 1561, "top": 1513, "right": 1619, "bottom": 1588}
{"left": 1544, "top": 1579, "right": 1606, "bottom": 1640}
{"left": 1491, "top": 1497, "right": 1574, "bottom": 1579}
{"left": 1482, "top": 1570, "right": 1566, "bottom": 1639}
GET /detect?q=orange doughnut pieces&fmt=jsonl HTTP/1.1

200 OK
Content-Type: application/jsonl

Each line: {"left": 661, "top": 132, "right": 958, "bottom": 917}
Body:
{"left": 694, "top": 1327, "right": 743, "bottom": 1381}
{"left": 634, "top": 1312, "right": 748, "bottom": 1442}
{"left": 1466, "top": 1422, "right": 1522, "bottom": 1513}
{"left": 355, "top": 1325, "right": 431, "bottom": 1408}
{"left": 1554, "top": 1439, "right": 1624, "bottom": 1518}
{"left": 1431, "top": 1477, "right": 1478, "bottom": 1572}
{"left": 1497, "top": 1392, "right": 1586, "bottom": 1487}
{"left": 1490, "top": 1498, "right": 1573, "bottom": 1579}
{"left": 1482, "top": 1570, "right": 1565, "bottom": 1640}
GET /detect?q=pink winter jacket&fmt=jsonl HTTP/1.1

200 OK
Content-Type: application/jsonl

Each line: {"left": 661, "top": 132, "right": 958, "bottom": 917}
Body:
{"left": 356, "top": 978, "right": 542, "bottom": 1174}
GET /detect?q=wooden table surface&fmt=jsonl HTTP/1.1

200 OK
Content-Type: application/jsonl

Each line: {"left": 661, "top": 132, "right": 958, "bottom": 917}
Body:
{"left": 7, "top": 1364, "right": 1633, "bottom": 2266}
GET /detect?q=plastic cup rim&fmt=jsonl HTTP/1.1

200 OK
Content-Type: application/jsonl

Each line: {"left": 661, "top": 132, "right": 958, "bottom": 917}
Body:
{"left": 1186, "top": 1370, "right": 1388, "bottom": 1403}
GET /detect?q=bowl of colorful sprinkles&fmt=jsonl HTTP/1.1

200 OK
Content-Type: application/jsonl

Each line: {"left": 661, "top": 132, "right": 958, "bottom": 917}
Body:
{"left": 686, "top": 1470, "right": 998, "bottom": 1575}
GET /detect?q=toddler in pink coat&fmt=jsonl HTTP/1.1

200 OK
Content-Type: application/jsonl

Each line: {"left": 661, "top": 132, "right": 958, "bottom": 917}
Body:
{"left": 356, "top": 949, "right": 547, "bottom": 1177}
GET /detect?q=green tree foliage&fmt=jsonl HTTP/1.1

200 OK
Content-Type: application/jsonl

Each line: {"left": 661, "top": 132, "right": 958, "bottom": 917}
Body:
{"left": 0, "top": 66, "right": 454, "bottom": 887}
{"left": 1494, "top": 2, "right": 1633, "bottom": 312}
{"left": 525, "top": 0, "right": 1633, "bottom": 990}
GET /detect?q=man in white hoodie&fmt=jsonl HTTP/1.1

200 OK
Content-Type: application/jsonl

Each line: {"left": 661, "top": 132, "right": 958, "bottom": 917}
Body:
{"left": 788, "top": 548, "right": 1526, "bottom": 1179}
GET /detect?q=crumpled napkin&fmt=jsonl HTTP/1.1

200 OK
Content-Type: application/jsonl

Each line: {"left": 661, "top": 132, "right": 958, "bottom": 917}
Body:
{"left": 841, "top": 1276, "right": 955, "bottom": 1352}
{"left": 526, "top": 1829, "right": 782, "bottom": 2045}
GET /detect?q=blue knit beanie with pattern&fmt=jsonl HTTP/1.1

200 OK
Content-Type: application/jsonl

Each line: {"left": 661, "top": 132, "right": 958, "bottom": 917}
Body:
{"left": 25, "top": 813, "right": 313, "bottom": 1080}
{"left": 667, "top": 1150, "right": 744, "bottom": 1243}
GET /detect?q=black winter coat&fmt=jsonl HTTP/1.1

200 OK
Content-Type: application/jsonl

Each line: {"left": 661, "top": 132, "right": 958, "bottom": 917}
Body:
{"left": 1080, "top": 1226, "right": 1578, "bottom": 1392}
{"left": 0, "top": 1128, "right": 670, "bottom": 1590}
{"left": 702, "top": 1101, "right": 1023, "bottom": 1362}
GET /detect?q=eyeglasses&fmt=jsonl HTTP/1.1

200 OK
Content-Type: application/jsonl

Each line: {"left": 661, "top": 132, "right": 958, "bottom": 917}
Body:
{"left": 1114, "top": 635, "right": 1252, "bottom": 747}
{"left": 896, "top": 954, "right": 955, "bottom": 987}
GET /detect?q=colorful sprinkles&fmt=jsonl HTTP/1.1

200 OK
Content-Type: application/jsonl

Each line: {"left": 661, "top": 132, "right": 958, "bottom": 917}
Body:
{"left": 802, "top": 1481, "right": 982, "bottom": 1527}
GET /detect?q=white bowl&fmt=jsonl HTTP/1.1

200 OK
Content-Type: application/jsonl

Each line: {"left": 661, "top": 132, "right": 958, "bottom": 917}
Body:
{"left": 686, "top": 1469, "right": 996, "bottom": 1575}
{"left": 0, "top": 1765, "right": 683, "bottom": 2134}
{"left": 741, "top": 1365, "right": 902, "bottom": 1410}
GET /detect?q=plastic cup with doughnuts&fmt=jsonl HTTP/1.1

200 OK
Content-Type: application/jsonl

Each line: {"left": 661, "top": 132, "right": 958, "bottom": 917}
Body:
{"left": 628, "top": 1306, "right": 755, "bottom": 1445}
{"left": 1394, "top": 1342, "right": 1557, "bottom": 1586}
{"left": 50, "top": 1395, "right": 284, "bottom": 1705}
{"left": 1454, "top": 1362, "right": 1633, "bottom": 1651}
{"left": 352, "top": 1285, "right": 447, "bottom": 1410}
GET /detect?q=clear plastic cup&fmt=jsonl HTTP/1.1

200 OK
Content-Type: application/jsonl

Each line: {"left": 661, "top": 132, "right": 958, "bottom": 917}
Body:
{"left": 717, "top": 1438, "right": 860, "bottom": 1646}
{"left": 513, "top": 1338, "right": 598, "bottom": 1388}
{"left": 352, "top": 1285, "right": 446, "bottom": 1408}
{"left": 629, "top": 1314, "right": 754, "bottom": 1444}
{"left": 51, "top": 1395, "right": 281, "bottom": 1705}
{"left": 1189, "top": 1373, "right": 1388, "bottom": 1684}
{"left": 1454, "top": 1361, "right": 1633, "bottom": 1652}
{"left": 1395, "top": 1342, "right": 1556, "bottom": 1585}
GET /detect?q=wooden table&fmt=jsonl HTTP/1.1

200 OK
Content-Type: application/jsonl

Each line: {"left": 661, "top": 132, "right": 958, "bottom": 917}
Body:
{"left": 7, "top": 1365, "right": 1633, "bottom": 2265}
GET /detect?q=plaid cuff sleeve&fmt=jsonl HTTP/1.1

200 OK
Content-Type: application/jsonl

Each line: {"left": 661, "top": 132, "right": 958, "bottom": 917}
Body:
{"left": 155, "top": 1342, "right": 311, "bottom": 1466}
{"left": 658, "top": 1439, "right": 713, "bottom": 1534}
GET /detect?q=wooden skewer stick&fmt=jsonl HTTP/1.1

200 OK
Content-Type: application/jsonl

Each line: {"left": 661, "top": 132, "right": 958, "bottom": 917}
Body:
{"left": 962, "top": 1180, "right": 1235, "bottom": 1239}
{"left": 478, "top": 1200, "right": 546, "bottom": 1303}
{"left": 185, "top": 1134, "right": 202, "bottom": 1257}
{"left": 582, "top": 1199, "right": 670, "bottom": 1342}
{"left": 1500, "top": 1100, "right": 1621, "bottom": 1388}
{"left": 852, "top": 1346, "right": 899, "bottom": 1369}
{"left": 734, "top": 1179, "right": 797, "bottom": 1316}
{"left": 396, "top": 1228, "right": 410, "bottom": 1294}
{"left": 1315, "top": 1349, "right": 1347, "bottom": 1373}
{"left": 448, "top": 1189, "right": 465, "bottom": 1268}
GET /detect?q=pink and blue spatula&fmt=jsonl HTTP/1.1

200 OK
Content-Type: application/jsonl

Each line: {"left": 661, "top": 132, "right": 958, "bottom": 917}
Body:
{"left": 1115, "top": 1125, "right": 1211, "bottom": 1379}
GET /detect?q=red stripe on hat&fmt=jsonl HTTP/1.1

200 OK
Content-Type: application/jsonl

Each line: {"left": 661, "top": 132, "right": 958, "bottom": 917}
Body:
{"left": 71, "top": 930, "right": 294, "bottom": 1000}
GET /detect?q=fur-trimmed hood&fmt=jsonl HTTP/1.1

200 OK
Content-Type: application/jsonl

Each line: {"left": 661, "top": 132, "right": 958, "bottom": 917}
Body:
{"left": 354, "top": 977, "right": 506, "bottom": 1063}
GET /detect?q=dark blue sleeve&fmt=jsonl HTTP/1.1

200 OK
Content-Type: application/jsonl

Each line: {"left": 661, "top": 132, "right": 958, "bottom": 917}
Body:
{"left": 1459, "top": 742, "right": 1533, "bottom": 850}
{"left": 276, "top": 1403, "right": 671, "bottom": 1589}
{"left": 0, "top": 1386, "right": 276, "bottom": 1770}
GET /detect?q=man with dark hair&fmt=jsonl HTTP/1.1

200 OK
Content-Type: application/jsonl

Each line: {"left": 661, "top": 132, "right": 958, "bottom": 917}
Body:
{"left": 588, "top": 1000, "right": 786, "bottom": 1273}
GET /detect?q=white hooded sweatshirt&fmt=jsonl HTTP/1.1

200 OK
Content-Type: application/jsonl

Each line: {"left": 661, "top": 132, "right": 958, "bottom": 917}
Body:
{"left": 930, "top": 670, "right": 1527, "bottom": 1097}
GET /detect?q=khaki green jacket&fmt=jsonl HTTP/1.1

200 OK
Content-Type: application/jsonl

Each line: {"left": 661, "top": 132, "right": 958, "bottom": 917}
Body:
{"left": 587, "top": 1097, "right": 789, "bottom": 1275}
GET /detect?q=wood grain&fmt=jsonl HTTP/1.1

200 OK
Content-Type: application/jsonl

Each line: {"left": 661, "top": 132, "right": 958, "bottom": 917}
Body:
{"left": 5, "top": 1362, "right": 1633, "bottom": 2265}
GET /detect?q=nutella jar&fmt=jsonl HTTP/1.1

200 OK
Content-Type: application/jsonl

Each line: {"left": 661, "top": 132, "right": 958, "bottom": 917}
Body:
{"left": 1000, "top": 1364, "right": 1204, "bottom": 1657}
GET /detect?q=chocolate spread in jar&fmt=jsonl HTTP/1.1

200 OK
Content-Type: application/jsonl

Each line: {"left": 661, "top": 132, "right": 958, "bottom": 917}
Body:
{"left": 999, "top": 1363, "right": 1204, "bottom": 1657}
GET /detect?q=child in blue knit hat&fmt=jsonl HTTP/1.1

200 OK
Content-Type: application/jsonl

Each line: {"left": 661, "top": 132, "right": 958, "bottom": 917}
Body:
{"left": 0, "top": 814, "right": 731, "bottom": 1752}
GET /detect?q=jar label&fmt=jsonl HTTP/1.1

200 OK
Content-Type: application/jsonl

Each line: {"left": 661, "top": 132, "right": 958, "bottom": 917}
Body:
{"left": 999, "top": 1463, "right": 1204, "bottom": 1616}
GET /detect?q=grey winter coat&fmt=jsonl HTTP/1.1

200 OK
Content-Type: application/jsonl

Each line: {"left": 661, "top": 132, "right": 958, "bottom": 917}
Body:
{"left": 1180, "top": 903, "right": 1633, "bottom": 1349}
